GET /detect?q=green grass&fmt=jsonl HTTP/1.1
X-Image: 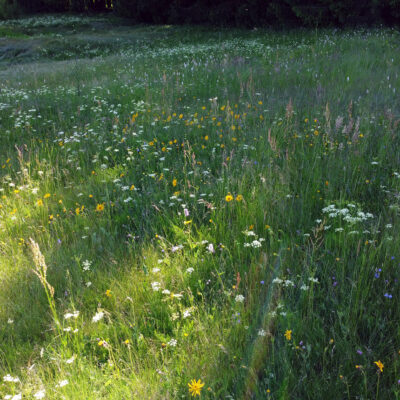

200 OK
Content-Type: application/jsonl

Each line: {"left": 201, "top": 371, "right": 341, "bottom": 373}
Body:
{"left": 0, "top": 14, "right": 400, "bottom": 399}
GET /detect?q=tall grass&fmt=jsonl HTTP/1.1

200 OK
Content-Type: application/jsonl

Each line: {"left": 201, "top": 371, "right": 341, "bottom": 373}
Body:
{"left": 0, "top": 15, "right": 399, "bottom": 399}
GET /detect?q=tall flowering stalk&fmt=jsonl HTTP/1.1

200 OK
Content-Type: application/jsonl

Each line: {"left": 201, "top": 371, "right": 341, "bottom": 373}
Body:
{"left": 29, "top": 238, "right": 61, "bottom": 335}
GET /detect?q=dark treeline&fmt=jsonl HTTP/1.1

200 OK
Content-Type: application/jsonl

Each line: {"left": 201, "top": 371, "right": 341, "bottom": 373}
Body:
{"left": 1, "top": 0, "right": 400, "bottom": 26}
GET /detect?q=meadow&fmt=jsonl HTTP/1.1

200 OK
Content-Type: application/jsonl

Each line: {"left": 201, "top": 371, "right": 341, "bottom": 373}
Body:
{"left": 0, "top": 15, "right": 400, "bottom": 399}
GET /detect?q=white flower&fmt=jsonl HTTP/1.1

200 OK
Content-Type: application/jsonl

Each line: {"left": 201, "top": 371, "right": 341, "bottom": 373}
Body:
{"left": 171, "top": 245, "right": 183, "bottom": 252}
{"left": 168, "top": 338, "right": 177, "bottom": 347}
{"left": 162, "top": 289, "right": 170, "bottom": 295}
{"left": 56, "top": 380, "right": 69, "bottom": 388}
{"left": 207, "top": 243, "right": 215, "bottom": 253}
{"left": 186, "top": 267, "right": 194, "bottom": 274}
{"left": 3, "top": 374, "right": 20, "bottom": 383}
{"left": 251, "top": 240, "right": 262, "bottom": 248}
{"left": 272, "top": 278, "right": 283, "bottom": 284}
{"left": 258, "top": 329, "right": 267, "bottom": 337}
{"left": 152, "top": 268, "right": 160, "bottom": 273}
{"left": 34, "top": 389, "right": 46, "bottom": 399}
{"left": 64, "top": 311, "right": 79, "bottom": 320}
{"left": 65, "top": 355, "right": 76, "bottom": 364}
{"left": 7, "top": 318, "right": 14, "bottom": 324}
{"left": 308, "top": 277, "right": 319, "bottom": 283}
{"left": 151, "top": 282, "right": 161, "bottom": 291}
{"left": 11, "top": 394, "right": 22, "bottom": 400}
{"left": 300, "top": 284, "right": 309, "bottom": 291}
{"left": 235, "top": 294, "right": 245, "bottom": 303}
{"left": 82, "top": 260, "right": 92, "bottom": 271}
{"left": 92, "top": 311, "right": 104, "bottom": 322}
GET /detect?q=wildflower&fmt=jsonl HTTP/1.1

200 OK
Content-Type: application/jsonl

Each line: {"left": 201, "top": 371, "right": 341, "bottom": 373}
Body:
{"left": 235, "top": 294, "right": 245, "bottom": 303}
{"left": 168, "top": 338, "right": 177, "bottom": 347}
{"left": 207, "top": 243, "right": 215, "bottom": 253}
{"left": 105, "top": 289, "right": 112, "bottom": 297}
{"left": 82, "top": 260, "right": 92, "bottom": 271}
{"left": 3, "top": 374, "right": 20, "bottom": 383}
{"left": 56, "top": 380, "right": 69, "bottom": 388}
{"left": 188, "top": 379, "right": 205, "bottom": 397}
{"left": 225, "top": 193, "right": 233, "bottom": 202}
{"left": 65, "top": 355, "right": 76, "bottom": 364}
{"left": 92, "top": 311, "right": 104, "bottom": 323}
{"left": 96, "top": 203, "right": 105, "bottom": 212}
{"left": 258, "top": 329, "right": 267, "bottom": 337}
{"left": 184, "top": 220, "right": 192, "bottom": 225}
{"left": 236, "top": 194, "right": 243, "bottom": 202}
{"left": 37, "top": 199, "right": 43, "bottom": 206}
{"left": 151, "top": 282, "right": 161, "bottom": 291}
{"left": 64, "top": 311, "right": 79, "bottom": 320}
{"left": 33, "top": 389, "right": 46, "bottom": 399}
{"left": 186, "top": 267, "right": 194, "bottom": 274}
{"left": 44, "top": 193, "right": 51, "bottom": 199}
{"left": 284, "top": 329, "right": 292, "bottom": 340}
{"left": 374, "top": 360, "right": 384, "bottom": 373}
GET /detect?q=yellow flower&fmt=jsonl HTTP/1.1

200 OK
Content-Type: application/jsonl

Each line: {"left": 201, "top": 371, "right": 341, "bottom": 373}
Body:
{"left": 235, "top": 194, "right": 243, "bottom": 202}
{"left": 105, "top": 289, "right": 112, "bottom": 297}
{"left": 130, "top": 185, "right": 135, "bottom": 190}
{"left": 225, "top": 193, "right": 233, "bottom": 202}
{"left": 37, "top": 199, "right": 44, "bottom": 206}
{"left": 124, "top": 339, "right": 130, "bottom": 345}
{"left": 172, "top": 179, "right": 177, "bottom": 187}
{"left": 96, "top": 203, "right": 105, "bottom": 212}
{"left": 184, "top": 220, "right": 192, "bottom": 225}
{"left": 374, "top": 360, "right": 384, "bottom": 373}
{"left": 188, "top": 379, "right": 205, "bottom": 397}
{"left": 44, "top": 193, "right": 51, "bottom": 199}
{"left": 284, "top": 329, "right": 292, "bottom": 340}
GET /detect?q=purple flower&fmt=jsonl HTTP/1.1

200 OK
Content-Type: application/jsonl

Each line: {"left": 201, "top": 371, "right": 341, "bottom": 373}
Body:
{"left": 384, "top": 293, "right": 393, "bottom": 299}
{"left": 357, "top": 349, "right": 363, "bottom": 355}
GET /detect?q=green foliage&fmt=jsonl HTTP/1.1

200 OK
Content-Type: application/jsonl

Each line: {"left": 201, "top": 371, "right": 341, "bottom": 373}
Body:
{"left": 1, "top": 0, "right": 399, "bottom": 26}
{"left": 0, "top": 0, "right": 19, "bottom": 19}
{"left": 0, "top": 14, "right": 400, "bottom": 399}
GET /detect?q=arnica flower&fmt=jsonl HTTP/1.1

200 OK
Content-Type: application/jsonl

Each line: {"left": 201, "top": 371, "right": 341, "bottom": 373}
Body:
{"left": 172, "top": 179, "right": 177, "bottom": 187}
{"left": 105, "top": 289, "right": 112, "bottom": 297}
{"left": 374, "top": 360, "right": 384, "bottom": 373}
{"left": 96, "top": 203, "right": 105, "bottom": 212}
{"left": 284, "top": 329, "right": 292, "bottom": 340}
{"left": 188, "top": 379, "right": 205, "bottom": 397}
{"left": 225, "top": 193, "right": 233, "bottom": 202}
{"left": 236, "top": 194, "right": 243, "bottom": 202}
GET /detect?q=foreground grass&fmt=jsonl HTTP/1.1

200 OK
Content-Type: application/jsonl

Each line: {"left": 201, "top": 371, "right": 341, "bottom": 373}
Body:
{"left": 0, "top": 15, "right": 400, "bottom": 399}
